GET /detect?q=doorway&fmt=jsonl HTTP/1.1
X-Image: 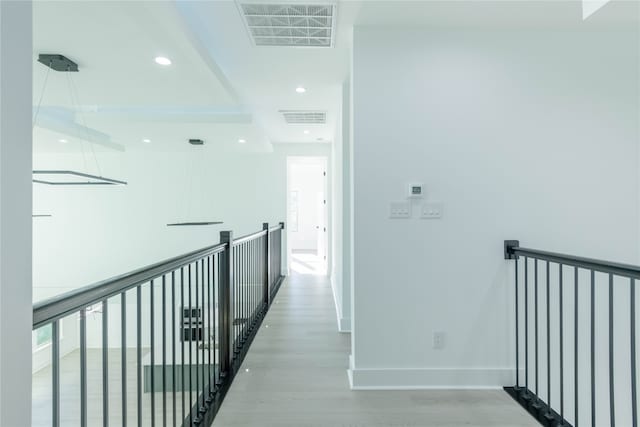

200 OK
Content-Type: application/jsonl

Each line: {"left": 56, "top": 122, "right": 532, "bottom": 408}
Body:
{"left": 287, "top": 157, "right": 328, "bottom": 275}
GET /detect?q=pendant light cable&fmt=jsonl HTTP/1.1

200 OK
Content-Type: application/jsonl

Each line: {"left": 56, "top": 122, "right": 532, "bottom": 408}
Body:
{"left": 65, "top": 72, "right": 89, "bottom": 174}
{"left": 71, "top": 76, "right": 103, "bottom": 177}
{"left": 67, "top": 72, "right": 103, "bottom": 177}
{"left": 32, "top": 63, "right": 51, "bottom": 129}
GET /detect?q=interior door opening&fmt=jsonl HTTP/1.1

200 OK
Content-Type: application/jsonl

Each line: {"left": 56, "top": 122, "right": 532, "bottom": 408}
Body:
{"left": 287, "top": 156, "right": 328, "bottom": 276}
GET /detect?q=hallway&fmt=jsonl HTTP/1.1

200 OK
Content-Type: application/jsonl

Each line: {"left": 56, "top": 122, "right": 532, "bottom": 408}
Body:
{"left": 213, "top": 274, "right": 538, "bottom": 427}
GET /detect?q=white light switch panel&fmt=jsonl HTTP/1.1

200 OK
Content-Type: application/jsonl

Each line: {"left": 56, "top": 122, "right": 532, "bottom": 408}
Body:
{"left": 389, "top": 202, "right": 411, "bottom": 219}
{"left": 421, "top": 202, "right": 443, "bottom": 219}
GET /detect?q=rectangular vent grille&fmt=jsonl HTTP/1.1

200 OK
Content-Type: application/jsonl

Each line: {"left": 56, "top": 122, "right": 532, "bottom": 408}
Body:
{"left": 239, "top": 3, "right": 335, "bottom": 47}
{"left": 280, "top": 110, "right": 327, "bottom": 124}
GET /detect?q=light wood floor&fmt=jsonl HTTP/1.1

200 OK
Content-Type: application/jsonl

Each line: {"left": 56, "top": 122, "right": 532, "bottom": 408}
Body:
{"left": 213, "top": 274, "right": 539, "bottom": 427}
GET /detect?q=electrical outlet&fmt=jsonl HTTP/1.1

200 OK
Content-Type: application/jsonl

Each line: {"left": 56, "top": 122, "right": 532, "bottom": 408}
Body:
{"left": 389, "top": 202, "right": 411, "bottom": 219}
{"left": 421, "top": 202, "right": 443, "bottom": 219}
{"left": 433, "top": 332, "right": 446, "bottom": 350}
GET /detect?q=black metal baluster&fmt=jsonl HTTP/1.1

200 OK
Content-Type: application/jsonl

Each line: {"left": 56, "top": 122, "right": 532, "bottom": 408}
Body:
{"left": 525, "top": 257, "right": 530, "bottom": 393}
{"left": 162, "top": 275, "right": 167, "bottom": 427}
{"left": 150, "top": 280, "right": 156, "bottom": 427}
{"left": 248, "top": 241, "right": 251, "bottom": 332}
{"left": 121, "top": 292, "right": 127, "bottom": 427}
{"left": 52, "top": 320, "right": 60, "bottom": 427}
{"left": 241, "top": 243, "right": 244, "bottom": 336}
{"left": 631, "top": 278, "right": 637, "bottom": 427}
{"left": 180, "top": 267, "right": 185, "bottom": 424}
{"left": 591, "top": 270, "right": 595, "bottom": 427}
{"left": 249, "top": 240, "right": 252, "bottom": 324}
{"left": 207, "top": 255, "right": 212, "bottom": 399}
{"left": 253, "top": 240, "right": 256, "bottom": 322}
{"left": 515, "top": 255, "right": 520, "bottom": 389}
{"left": 248, "top": 241, "right": 251, "bottom": 325}
{"left": 172, "top": 271, "right": 176, "bottom": 427}
{"left": 80, "top": 308, "right": 87, "bottom": 427}
{"left": 575, "top": 267, "right": 579, "bottom": 427}
{"left": 103, "top": 300, "right": 109, "bottom": 427}
{"left": 243, "top": 243, "right": 246, "bottom": 342}
{"left": 547, "top": 262, "right": 551, "bottom": 410}
{"left": 609, "top": 274, "right": 615, "bottom": 427}
{"left": 256, "top": 239, "right": 259, "bottom": 318}
{"left": 255, "top": 239, "right": 258, "bottom": 321}
{"left": 201, "top": 258, "right": 206, "bottom": 411}
{"left": 137, "top": 287, "right": 142, "bottom": 427}
{"left": 559, "top": 264, "right": 564, "bottom": 422}
{"left": 195, "top": 260, "right": 200, "bottom": 419}
{"left": 212, "top": 254, "right": 218, "bottom": 389}
{"left": 535, "top": 258, "right": 540, "bottom": 400}
{"left": 188, "top": 264, "right": 193, "bottom": 425}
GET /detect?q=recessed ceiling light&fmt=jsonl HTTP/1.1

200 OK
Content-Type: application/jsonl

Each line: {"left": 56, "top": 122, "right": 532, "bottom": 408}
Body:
{"left": 154, "top": 56, "right": 172, "bottom": 66}
{"left": 295, "top": 86, "right": 306, "bottom": 94}
{"left": 238, "top": 138, "right": 246, "bottom": 144}
{"left": 58, "top": 139, "right": 68, "bottom": 143}
{"left": 303, "top": 130, "right": 310, "bottom": 135}
{"left": 142, "top": 139, "right": 151, "bottom": 143}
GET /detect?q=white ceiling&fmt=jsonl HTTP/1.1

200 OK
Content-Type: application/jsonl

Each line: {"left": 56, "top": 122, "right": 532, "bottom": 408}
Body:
{"left": 32, "top": 0, "right": 638, "bottom": 154}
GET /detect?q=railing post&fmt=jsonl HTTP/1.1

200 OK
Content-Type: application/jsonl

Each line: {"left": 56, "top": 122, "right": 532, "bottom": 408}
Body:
{"left": 504, "top": 240, "right": 519, "bottom": 260}
{"left": 263, "top": 223, "right": 271, "bottom": 307}
{"left": 504, "top": 240, "right": 520, "bottom": 394}
{"left": 219, "top": 231, "right": 234, "bottom": 375}
{"left": 280, "top": 222, "right": 285, "bottom": 277}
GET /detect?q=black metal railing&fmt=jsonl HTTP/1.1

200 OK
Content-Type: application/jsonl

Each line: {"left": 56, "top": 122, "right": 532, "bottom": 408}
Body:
{"left": 32, "top": 222, "right": 285, "bottom": 427}
{"left": 504, "top": 240, "right": 638, "bottom": 427}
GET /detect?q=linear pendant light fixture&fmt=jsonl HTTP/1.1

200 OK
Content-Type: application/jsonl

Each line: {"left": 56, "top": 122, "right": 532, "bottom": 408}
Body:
{"left": 33, "top": 54, "right": 127, "bottom": 186}
{"left": 33, "top": 170, "right": 127, "bottom": 186}
{"left": 167, "top": 222, "right": 223, "bottom": 227}
{"left": 166, "top": 138, "right": 222, "bottom": 227}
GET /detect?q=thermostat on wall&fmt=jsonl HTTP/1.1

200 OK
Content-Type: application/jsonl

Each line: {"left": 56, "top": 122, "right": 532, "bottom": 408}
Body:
{"left": 406, "top": 183, "right": 424, "bottom": 198}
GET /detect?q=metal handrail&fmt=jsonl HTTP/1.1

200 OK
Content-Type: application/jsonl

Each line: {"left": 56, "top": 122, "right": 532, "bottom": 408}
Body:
{"left": 33, "top": 242, "right": 226, "bottom": 328}
{"left": 505, "top": 240, "right": 640, "bottom": 279}
{"left": 233, "top": 230, "right": 268, "bottom": 246}
{"left": 504, "top": 239, "right": 639, "bottom": 427}
{"left": 234, "top": 223, "right": 284, "bottom": 245}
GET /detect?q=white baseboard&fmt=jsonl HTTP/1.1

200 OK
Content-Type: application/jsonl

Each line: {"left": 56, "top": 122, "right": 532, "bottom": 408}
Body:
{"left": 347, "top": 365, "right": 515, "bottom": 390}
{"left": 338, "top": 316, "right": 351, "bottom": 333}
{"left": 330, "top": 277, "right": 351, "bottom": 333}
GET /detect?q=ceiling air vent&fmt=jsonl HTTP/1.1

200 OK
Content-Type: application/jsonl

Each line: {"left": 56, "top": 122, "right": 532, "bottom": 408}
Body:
{"left": 238, "top": 3, "right": 336, "bottom": 47}
{"left": 280, "top": 110, "right": 327, "bottom": 124}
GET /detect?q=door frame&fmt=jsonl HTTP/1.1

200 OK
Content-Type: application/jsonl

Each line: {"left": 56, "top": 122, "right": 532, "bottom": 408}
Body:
{"left": 286, "top": 156, "right": 329, "bottom": 275}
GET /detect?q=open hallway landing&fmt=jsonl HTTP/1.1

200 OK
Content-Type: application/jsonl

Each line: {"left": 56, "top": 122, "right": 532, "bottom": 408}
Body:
{"left": 212, "top": 274, "right": 539, "bottom": 427}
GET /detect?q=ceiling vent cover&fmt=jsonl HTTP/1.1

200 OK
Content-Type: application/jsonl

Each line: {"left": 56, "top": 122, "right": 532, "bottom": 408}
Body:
{"left": 280, "top": 110, "right": 327, "bottom": 124}
{"left": 239, "top": 3, "right": 335, "bottom": 47}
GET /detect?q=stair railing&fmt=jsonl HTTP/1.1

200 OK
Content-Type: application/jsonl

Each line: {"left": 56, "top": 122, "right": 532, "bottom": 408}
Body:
{"left": 505, "top": 240, "right": 638, "bottom": 427}
{"left": 32, "top": 222, "right": 285, "bottom": 427}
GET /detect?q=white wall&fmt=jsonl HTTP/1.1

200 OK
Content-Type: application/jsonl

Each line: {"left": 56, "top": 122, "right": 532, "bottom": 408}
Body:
{"left": 32, "top": 142, "right": 331, "bottom": 361}
{"left": 0, "top": 2, "right": 32, "bottom": 425}
{"left": 350, "top": 26, "right": 639, "bottom": 392}
{"left": 33, "top": 143, "right": 330, "bottom": 304}
{"left": 331, "top": 79, "right": 352, "bottom": 332}
{"left": 341, "top": 79, "right": 352, "bottom": 332}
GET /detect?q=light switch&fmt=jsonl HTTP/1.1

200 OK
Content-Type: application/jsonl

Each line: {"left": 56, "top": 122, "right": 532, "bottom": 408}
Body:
{"left": 421, "top": 202, "right": 443, "bottom": 219}
{"left": 389, "top": 202, "right": 411, "bottom": 219}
